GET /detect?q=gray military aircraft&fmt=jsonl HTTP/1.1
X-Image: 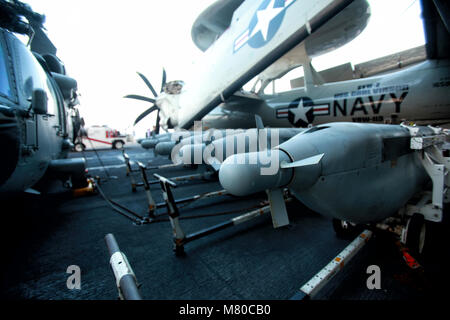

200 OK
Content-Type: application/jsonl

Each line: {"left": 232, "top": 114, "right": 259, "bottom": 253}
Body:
{"left": 0, "top": 0, "right": 86, "bottom": 194}
{"left": 128, "top": 0, "right": 370, "bottom": 137}
{"left": 148, "top": 0, "right": 449, "bottom": 132}
{"left": 132, "top": 0, "right": 370, "bottom": 151}
{"left": 133, "top": 0, "right": 448, "bottom": 158}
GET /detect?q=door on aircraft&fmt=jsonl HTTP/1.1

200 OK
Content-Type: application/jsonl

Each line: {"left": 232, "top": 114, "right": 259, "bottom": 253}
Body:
{"left": 11, "top": 34, "right": 66, "bottom": 162}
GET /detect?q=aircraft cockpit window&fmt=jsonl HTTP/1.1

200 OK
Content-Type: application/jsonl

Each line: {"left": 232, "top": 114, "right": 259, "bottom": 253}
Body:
{"left": 263, "top": 66, "right": 305, "bottom": 95}
{"left": 0, "top": 43, "right": 12, "bottom": 99}
{"left": 43, "top": 76, "right": 58, "bottom": 116}
{"left": 13, "top": 38, "right": 58, "bottom": 115}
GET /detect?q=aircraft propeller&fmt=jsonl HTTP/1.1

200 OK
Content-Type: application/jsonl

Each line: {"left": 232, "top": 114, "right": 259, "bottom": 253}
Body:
{"left": 124, "top": 69, "right": 167, "bottom": 133}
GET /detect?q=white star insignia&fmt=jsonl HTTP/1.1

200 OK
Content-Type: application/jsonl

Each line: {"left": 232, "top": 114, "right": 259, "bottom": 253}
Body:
{"left": 290, "top": 99, "right": 312, "bottom": 124}
{"left": 249, "top": 0, "right": 284, "bottom": 41}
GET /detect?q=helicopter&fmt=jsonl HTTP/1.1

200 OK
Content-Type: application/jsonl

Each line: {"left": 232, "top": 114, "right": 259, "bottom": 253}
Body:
{"left": 0, "top": 0, "right": 87, "bottom": 194}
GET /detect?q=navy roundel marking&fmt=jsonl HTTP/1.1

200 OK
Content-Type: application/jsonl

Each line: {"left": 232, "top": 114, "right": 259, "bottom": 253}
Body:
{"left": 248, "top": 0, "right": 287, "bottom": 49}
{"left": 288, "top": 97, "right": 315, "bottom": 128}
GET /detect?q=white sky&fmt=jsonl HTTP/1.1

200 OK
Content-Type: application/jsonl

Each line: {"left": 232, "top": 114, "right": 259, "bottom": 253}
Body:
{"left": 25, "top": 0, "right": 425, "bottom": 138}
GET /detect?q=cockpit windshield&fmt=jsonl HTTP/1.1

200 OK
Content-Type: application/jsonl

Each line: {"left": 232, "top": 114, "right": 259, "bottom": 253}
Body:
{"left": 0, "top": 41, "right": 12, "bottom": 99}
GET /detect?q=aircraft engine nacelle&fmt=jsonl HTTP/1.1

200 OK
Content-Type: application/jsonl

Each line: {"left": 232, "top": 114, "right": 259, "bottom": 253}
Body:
{"left": 219, "top": 123, "right": 432, "bottom": 224}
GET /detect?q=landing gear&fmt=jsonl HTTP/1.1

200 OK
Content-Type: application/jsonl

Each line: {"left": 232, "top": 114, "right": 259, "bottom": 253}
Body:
{"left": 405, "top": 213, "right": 427, "bottom": 255}
{"left": 332, "top": 219, "right": 360, "bottom": 239}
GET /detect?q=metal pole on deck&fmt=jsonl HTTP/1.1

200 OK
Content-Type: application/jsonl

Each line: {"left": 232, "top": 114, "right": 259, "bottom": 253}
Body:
{"left": 154, "top": 173, "right": 186, "bottom": 256}
{"left": 137, "top": 161, "right": 156, "bottom": 219}
{"left": 122, "top": 152, "right": 137, "bottom": 192}
{"left": 105, "top": 233, "right": 142, "bottom": 300}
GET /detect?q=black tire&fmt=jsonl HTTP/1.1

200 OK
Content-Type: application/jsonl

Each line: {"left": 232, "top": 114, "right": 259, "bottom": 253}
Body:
{"left": 406, "top": 213, "right": 427, "bottom": 255}
{"left": 113, "top": 140, "right": 124, "bottom": 150}
{"left": 332, "top": 219, "right": 360, "bottom": 239}
{"left": 74, "top": 143, "right": 85, "bottom": 152}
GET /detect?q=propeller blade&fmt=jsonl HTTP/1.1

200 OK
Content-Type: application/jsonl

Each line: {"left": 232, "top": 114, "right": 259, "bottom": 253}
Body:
{"left": 161, "top": 68, "right": 167, "bottom": 92}
{"left": 124, "top": 94, "right": 155, "bottom": 104}
{"left": 155, "top": 109, "right": 161, "bottom": 134}
{"left": 134, "top": 105, "right": 159, "bottom": 126}
{"left": 280, "top": 153, "right": 324, "bottom": 169}
{"left": 137, "top": 72, "right": 158, "bottom": 98}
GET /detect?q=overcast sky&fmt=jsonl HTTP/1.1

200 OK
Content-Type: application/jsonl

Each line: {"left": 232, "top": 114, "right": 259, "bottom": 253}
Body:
{"left": 25, "top": 0, "right": 425, "bottom": 137}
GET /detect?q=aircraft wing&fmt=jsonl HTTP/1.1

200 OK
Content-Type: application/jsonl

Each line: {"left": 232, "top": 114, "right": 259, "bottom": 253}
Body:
{"left": 420, "top": 0, "right": 450, "bottom": 59}
{"left": 192, "top": 0, "right": 245, "bottom": 52}
{"left": 159, "top": 0, "right": 356, "bottom": 129}
{"left": 221, "top": 91, "right": 263, "bottom": 110}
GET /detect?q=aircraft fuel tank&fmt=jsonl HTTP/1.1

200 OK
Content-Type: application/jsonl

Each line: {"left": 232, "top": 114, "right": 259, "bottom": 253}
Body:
{"left": 219, "top": 122, "right": 432, "bottom": 224}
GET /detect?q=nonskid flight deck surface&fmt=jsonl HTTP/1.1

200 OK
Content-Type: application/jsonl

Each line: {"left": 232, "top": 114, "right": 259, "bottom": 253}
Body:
{"left": 0, "top": 145, "right": 447, "bottom": 300}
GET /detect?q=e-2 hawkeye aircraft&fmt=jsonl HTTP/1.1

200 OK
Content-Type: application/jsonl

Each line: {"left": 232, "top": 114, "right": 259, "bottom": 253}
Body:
{"left": 132, "top": 0, "right": 370, "bottom": 150}
{"left": 134, "top": 0, "right": 449, "bottom": 155}
{"left": 144, "top": 0, "right": 449, "bottom": 133}
{"left": 129, "top": 0, "right": 371, "bottom": 146}
{"left": 0, "top": 0, "right": 87, "bottom": 194}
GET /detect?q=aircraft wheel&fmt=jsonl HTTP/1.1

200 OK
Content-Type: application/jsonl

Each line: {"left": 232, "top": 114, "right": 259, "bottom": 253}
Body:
{"left": 405, "top": 213, "right": 427, "bottom": 256}
{"left": 113, "top": 140, "right": 124, "bottom": 150}
{"left": 74, "top": 143, "right": 85, "bottom": 152}
{"left": 332, "top": 219, "right": 360, "bottom": 239}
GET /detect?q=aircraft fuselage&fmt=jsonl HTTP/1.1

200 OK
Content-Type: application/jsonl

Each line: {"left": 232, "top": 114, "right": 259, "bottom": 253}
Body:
{"left": 260, "top": 59, "right": 450, "bottom": 127}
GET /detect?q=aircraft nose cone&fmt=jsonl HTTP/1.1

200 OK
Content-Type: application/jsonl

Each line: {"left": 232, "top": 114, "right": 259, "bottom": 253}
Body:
{"left": 219, "top": 150, "right": 292, "bottom": 196}
{"left": 140, "top": 138, "right": 159, "bottom": 149}
{"left": 154, "top": 141, "right": 176, "bottom": 156}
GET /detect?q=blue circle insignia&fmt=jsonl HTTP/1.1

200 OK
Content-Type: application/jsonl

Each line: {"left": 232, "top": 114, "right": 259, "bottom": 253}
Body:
{"left": 248, "top": 0, "right": 286, "bottom": 49}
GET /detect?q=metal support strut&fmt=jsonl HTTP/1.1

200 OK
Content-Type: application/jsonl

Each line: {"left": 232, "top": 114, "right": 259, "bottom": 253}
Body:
{"left": 137, "top": 161, "right": 156, "bottom": 220}
{"left": 105, "top": 233, "right": 142, "bottom": 300}
{"left": 123, "top": 151, "right": 215, "bottom": 194}
{"left": 154, "top": 173, "right": 186, "bottom": 256}
{"left": 123, "top": 151, "right": 137, "bottom": 192}
{"left": 406, "top": 126, "right": 450, "bottom": 222}
{"left": 154, "top": 170, "right": 292, "bottom": 256}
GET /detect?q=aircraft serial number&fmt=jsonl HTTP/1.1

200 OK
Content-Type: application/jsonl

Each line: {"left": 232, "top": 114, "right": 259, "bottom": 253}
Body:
{"left": 352, "top": 116, "right": 384, "bottom": 123}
